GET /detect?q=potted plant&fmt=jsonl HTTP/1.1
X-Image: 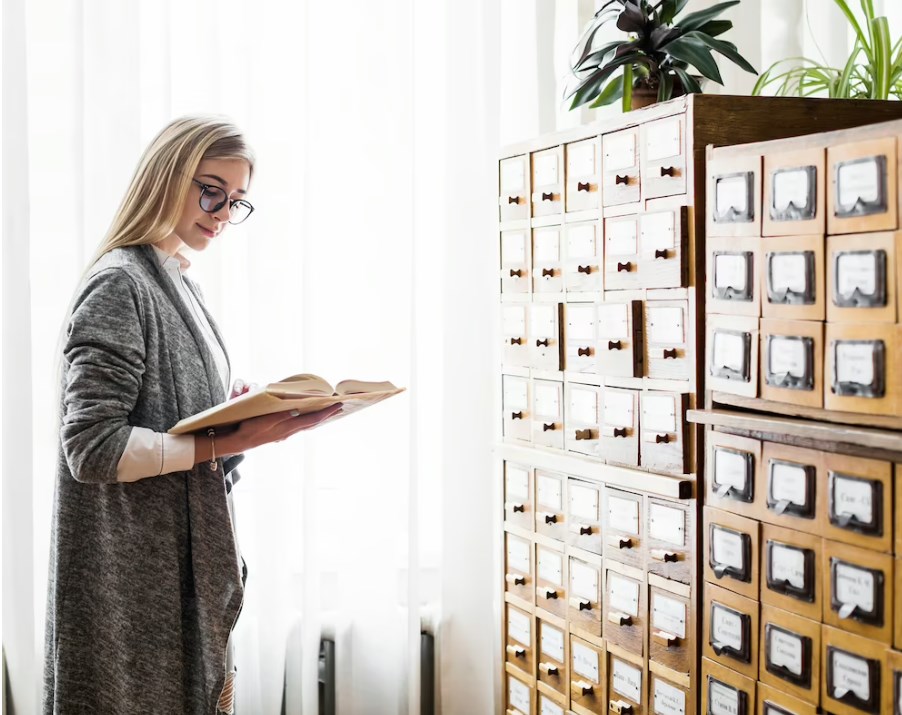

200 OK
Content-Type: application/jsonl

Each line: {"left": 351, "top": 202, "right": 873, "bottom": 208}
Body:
{"left": 752, "top": 0, "right": 901, "bottom": 99}
{"left": 567, "top": 0, "right": 757, "bottom": 112}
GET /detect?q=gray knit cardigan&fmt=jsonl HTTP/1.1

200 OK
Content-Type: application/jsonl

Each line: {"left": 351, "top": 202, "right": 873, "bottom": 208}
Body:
{"left": 44, "top": 244, "right": 245, "bottom": 714}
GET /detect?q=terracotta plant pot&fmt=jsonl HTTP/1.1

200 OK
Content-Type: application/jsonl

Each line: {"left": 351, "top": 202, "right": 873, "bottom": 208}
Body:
{"left": 630, "top": 75, "right": 688, "bottom": 110}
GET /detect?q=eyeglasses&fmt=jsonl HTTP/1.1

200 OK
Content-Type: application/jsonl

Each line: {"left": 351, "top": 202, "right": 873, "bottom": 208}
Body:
{"left": 192, "top": 178, "right": 255, "bottom": 224}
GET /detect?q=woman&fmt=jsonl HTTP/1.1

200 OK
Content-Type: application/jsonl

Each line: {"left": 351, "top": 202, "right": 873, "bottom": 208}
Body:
{"left": 43, "top": 115, "right": 337, "bottom": 714}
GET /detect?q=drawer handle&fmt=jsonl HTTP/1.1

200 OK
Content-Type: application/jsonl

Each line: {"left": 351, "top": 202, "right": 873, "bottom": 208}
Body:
{"left": 542, "top": 268, "right": 555, "bottom": 277}
{"left": 614, "top": 174, "right": 630, "bottom": 185}
{"left": 539, "top": 662, "right": 560, "bottom": 675}
{"left": 539, "top": 512, "right": 558, "bottom": 524}
{"left": 663, "top": 348, "right": 678, "bottom": 359}
{"left": 650, "top": 549, "right": 678, "bottom": 562}
{"left": 577, "top": 264, "right": 593, "bottom": 274}
{"left": 577, "top": 181, "right": 591, "bottom": 192}
{"left": 509, "top": 268, "right": 523, "bottom": 278}
{"left": 509, "top": 337, "right": 522, "bottom": 345}
{"left": 505, "top": 573, "right": 526, "bottom": 586}
{"left": 653, "top": 630, "right": 679, "bottom": 646}
{"left": 506, "top": 644, "right": 525, "bottom": 658}
{"left": 610, "top": 699, "right": 633, "bottom": 714}
{"left": 608, "top": 611, "right": 632, "bottom": 626}
{"left": 578, "top": 524, "right": 593, "bottom": 536}
{"left": 660, "top": 166, "right": 676, "bottom": 177}
{"left": 609, "top": 535, "right": 632, "bottom": 549}
{"left": 543, "top": 423, "right": 556, "bottom": 432}
{"left": 539, "top": 587, "right": 558, "bottom": 600}
{"left": 536, "top": 338, "right": 550, "bottom": 347}
{"left": 655, "top": 433, "right": 671, "bottom": 444}
{"left": 617, "top": 261, "right": 632, "bottom": 273}
{"left": 511, "top": 411, "right": 523, "bottom": 420}
{"left": 608, "top": 340, "right": 623, "bottom": 350}
{"left": 570, "top": 597, "right": 592, "bottom": 611}
{"left": 507, "top": 195, "right": 521, "bottom": 205}
{"left": 654, "top": 249, "right": 670, "bottom": 259}
{"left": 507, "top": 502, "right": 525, "bottom": 513}
{"left": 541, "top": 191, "right": 554, "bottom": 202}
{"left": 575, "top": 428, "right": 594, "bottom": 440}
{"left": 613, "top": 427, "right": 628, "bottom": 438}
{"left": 578, "top": 347, "right": 592, "bottom": 357}
{"left": 572, "top": 680, "right": 594, "bottom": 696}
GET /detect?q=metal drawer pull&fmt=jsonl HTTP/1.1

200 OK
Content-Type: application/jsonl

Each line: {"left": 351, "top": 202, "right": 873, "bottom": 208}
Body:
{"left": 509, "top": 268, "right": 522, "bottom": 277}
{"left": 663, "top": 348, "right": 678, "bottom": 359}
{"left": 542, "top": 268, "right": 554, "bottom": 277}
{"left": 505, "top": 645, "right": 525, "bottom": 658}
{"left": 660, "top": 166, "right": 676, "bottom": 177}
{"left": 613, "top": 427, "right": 628, "bottom": 438}
{"left": 536, "top": 339, "right": 549, "bottom": 347}
{"left": 614, "top": 174, "right": 629, "bottom": 185}
{"left": 608, "top": 340, "right": 622, "bottom": 350}
{"left": 511, "top": 411, "right": 523, "bottom": 420}
{"left": 608, "top": 611, "right": 632, "bottom": 626}
{"left": 577, "top": 181, "right": 591, "bottom": 192}
{"left": 572, "top": 680, "right": 594, "bottom": 696}
{"left": 655, "top": 433, "right": 671, "bottom": 444}
{"left": 509, "top": 337, "right": 522, "bottom": 345}
{"left": 505, "top": 573, "right": 525, "bottom": 585}
{"left": 542, "top": 423, "right": 556, "bottom": 432}
{"left": 617, "top": 261, "right": 632, "bottom": 272}
{"left": 578, "top": 347, "right": 591, "bottom": 357}
{"left": 539, "top": 662, "right": 559, "bottom": 675}
{"left": 654, "top": 249, "right": 669, "bottom": 259}
{"left": 541, "top": 191, "right": 554, "bottom": 201}
{"left": 575, "top": 428, "right": 593, "bottom": 440}
{"left": 650, "top": 549, "right": 678, "bottom": 562}
{"left": 507, "top": 195, "right": 521, "bottom": 204}
{"left": 577, "top": 264, "right": 593, "bottom": 274}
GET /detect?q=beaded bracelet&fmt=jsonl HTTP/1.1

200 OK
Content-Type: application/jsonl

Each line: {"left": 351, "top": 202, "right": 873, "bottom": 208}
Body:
{"left": 207, "top": 427, "right": 218, "bottom": 472}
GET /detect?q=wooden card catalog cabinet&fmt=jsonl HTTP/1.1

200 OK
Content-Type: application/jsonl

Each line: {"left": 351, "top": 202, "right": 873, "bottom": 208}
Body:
{"left": 707, "top": 314, "right": 759, "bottom": 397}
{"left": 759, "top": 604, "right": 820, "bottom": 705}
{"left": 604, "top": 487, "right": 644, "bottom": 569}
{"left": 567, "top": 478, "right": 602, "bottom": 555}
{"left": 503, "top": 375, "right": 531, "bottom": 444}
{"left": 763, "top": 147, "right": 825, "bottom": 237}
{"left": 535, "top": 469, "right": 567, "bottom": 542}
{"left": 706, "top": 431, "right": 762, "bottom": 520}
{"left": 505, "top": 602, "right": 535, "bottom": 674}
{"left": 650, "top": 671, "right": 693, "bottom": 715}
{"left": 702, "top": 657, "right": 756, "bottom": 715}
{"left": 603, "top": 562, "right": 647, "bottom": 656}
{"left": 757, "top": 682, "right": 818, "bottom": 715}
{"left": 641, "top": 115, "right": 686, "bottom": 199}
{"left": 638, "top": 207, "right": 688, "bottom": 289}
{"left": 499, "top": 154, "right": 529, "bottom": 222}
{"left": 602, "top": 127, "right": 640, "bottom": 206}
{"left": 645, "top": 497, "right": 692, "bottom": 584}
{"left": 604, "top": 214, "right": 641, "bottom": 291}
{"left": 504, "top": 462, "right": 534, "bottom": 531}
{"left": 827, "top": 135, "right": 898, "bottom": 235}
{"left": 537, "top": 617, "right": 569, "bottom": 697}
{"left": 824, "top": 541, "right": 893, "bottom": 644}
{"left": 704, "top": 583, "right": 759, "bottom": 679}
{"left": 761, "top": 523, "right": 822, "bottom": 621}
{"left": 704, "top": 507, "right": 760, "bottom": 600}
{"left": 762, "top": 235, "right": 825, "bottom": 322}
{"left": 639, "top": 391, "right": 687, "bottom": 475}
{"left": 708, "top": 236, "right": 760, "bottom": 317}
{"left": 760, "top": 442, "right": 822, "bottom": 533}
{"left": 566, "top": 137, "right": 600, "bottom": 213}
{"left": 707, "top": 155, "right": 762, "bottom": 238}
{"left": 564, "top": 303, "right": 597, "bottom": 374}
{"left": 760, "top": 319, "right": 823, "bottom": 409}
{"left": 825, "top": 322, "right": 900, "bottom": 415}
{"left": 563, "top": 221, "right": 602, "bottom": 294}
{"left": 569, "top": 550, "right": 603, "bottom": 637}
{"left": 597, "top": 301, "right": 643, "bottom": 378}
{"left": 827, "top": 231, "right": 899, "bottom": 323}
{"left": 532, "top": 227, "right": 563, "bottom": 295}
{"left": 822, "top": 452, "right": 892, "bottom": 552}
{"left": 599, "top": 388, "right": 639, "bottom": 467}
{"left": 570, "top": 634, "right": 606, "bottom": 715}
{"left": 606, "top": 646, "right": 646, "bottom": 715}
{"left": 502, "top": 304, "right": 530, "bottom": 368}
{"left": 532, "top": 147, "right": 563, "bottom": 218}
{"left": 530, "top": 303, "right": 563, "bottom": 371}
{"left": 565, "top": 383, "right": 602, "bottom": 458}
{"left": 645, "top": 300, "right": 691, "bottom": 381}
{"left": 505, "top": 530, "right": 534, "bottom": 606}
{"left": 532, "top": 379, "right": 564, "bottom": 450}
{"left": 501, "top": 230, "right": 531, "bottom": 295}
{"left": 821, "top": 626, "right": 889, "bottom": 715}
{"left": 649, "top": 577, "right": 693, "bottom": 673}
{"left": 535, "top": 541, "right": 568, "bottom": 620}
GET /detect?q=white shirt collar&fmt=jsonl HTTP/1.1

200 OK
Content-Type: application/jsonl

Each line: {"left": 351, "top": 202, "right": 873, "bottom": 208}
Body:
{"left": 150, "top": 244, "right": 191, "bottom": 274}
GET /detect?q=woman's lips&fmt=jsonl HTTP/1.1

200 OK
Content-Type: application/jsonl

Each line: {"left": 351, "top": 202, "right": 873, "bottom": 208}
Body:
{"left": 197, "top": 224, "right": 216, "bottom": 238}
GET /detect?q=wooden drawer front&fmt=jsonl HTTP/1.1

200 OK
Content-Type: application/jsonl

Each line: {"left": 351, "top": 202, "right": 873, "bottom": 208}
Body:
{"left": 567, "top": 478, "right": 602, "bottom": 555}
{"left": 499, "top": 154, "right": 529, "bottom": 222}
{"left": 597, "top": 300, "right": 643, "bottom": 378}
{"left": 533, "top": 227, "right": 564, "bottom": 295}
{"left": 532, "top": 147, "right": 564, "bottom": 218}
{"left": 645, "top": 300, "right": 691, "bottom": 381}
{"left": 757, "top": 682, "right": 818, "bottom": 715}
{"left": 537, "top": 692, "right": 565, "bottom": 715}
{"left": 537, "top": 617, "right": 569, "bottom": 696}
{"left": 599, "top": 387, "right": 639, "bottom": 468}
{"left": 604, "top": 487, "right": 644, "bottom": 569}
{"left": 604, "top": 214, "right": 641, "bottom": 290}
{"left": 707, "top": 155, "right": 762, "bottom": 238}
{"left": 707, "top": 314, "right": 759, "bottom": 398}
{"left": 702, "top": 656, "right": 756, "bottom": 715}
{"left": 761, "top": 523, "right": 822, "bottom": 621}
{"left": 708, "top": 236, "right": 760, "bottom": 317}
{"left": 821, "top": 626, "right": 889, "bottom": 715}
{"left": 569, "top": 552, "right": 603, "bottom": 637}
{"left": 763, "top": 147, "right": 825, "bottom": 237}
{"left": 645, "top": 497, "right": 693, "bottom": 584}
{"left": 606, "top": 648, "right": 646, "bottom": 715}
{"left": 532, "top": 379, "right": 565, "bottom": 450}
{"left": 760, "top": 319, "right": 823, "bottom": 408}
{"left": 760, "top": 442, "right": 822, "bottom": 533}
{"left": 888, "top": 649, "right": 902, "bottom": 715}
{"left": 603, "top": 563, "right": 646, "bottom": 657}
{"left": 825, "top": 322, "right": 900, "bottom": 415}
{"left": 649, "top": 582, "right": 692, "bottom": 673}
{"left": 566, "top": 137, "right": 601, "bottom": 213}
{"left": 762, "top": 234, "right": 824, "bottom": 322}
{"left": 641, "top": 115, "right": 686, "bottom": 199}
{"left": 565, "top": 383, "right": 603, "bottom": 459}
{"left": 640, "top": 391, "right": 687, "bottom": 476}
{"left": 536, "top": 542, "right": 568, "bottom": 620}
{"left": 637, "top": 207, "right": 688, "bottom": 289}
{"left": 759, "top": 605, "right": 820, "bottom": 705}
{"left": 505, "top": 530, "right": 534, "bottom": 606}
{"left": 822, "top": 452, "right": 892, "bottom": 552}
{"left": 651, "top": 672, "right": 693, "bottom": 715}
{"left": 503, "top": 375, "right": 531, "bottom": 444}
{"left": 506, "top": 602, "right": 535, "bottom": 674}
{"left": 506, "top": 666, "right": 535, "bottom": 715}
{"left": 602, "top": 128, "right": 640, "bottom": 206}
{"left": 704, "top": 506, "right": 760, "bottom": 600}
{"left": 564, "top": 303, "right": 597, "bottom": 374}
{"left": 571, "top": 634, "right": 606, "bottom": 714}
{"left": 535, "top": 469, "right": 568, "bottom": 542}
{"left": 827, "top": 231, "right": 898, "bottom": 323}
{"left": 502, "top": 304, "right": 530, "bottom": 368}
{"left": 504, "top": 462, "right": 534, "bottom": 531}
{"left": 827, "top": 135, "right": 898, "bottom": 235}
{"left": 530, "top": 303, "right": 564, "bottom": 371}
{"left": 704, "top": 583, "right": 760, "bottom": 680}
{"left": 564, "top": 221, "right": 603, "bottom": 294}
{"left": 707, "top": 431, "right": 763, "bottom": 520}
{"left": 823, "top": 541, "right": 893, "bottom": 644}
{"left": 501, "top": 229, "right": 532, "bottom": 294}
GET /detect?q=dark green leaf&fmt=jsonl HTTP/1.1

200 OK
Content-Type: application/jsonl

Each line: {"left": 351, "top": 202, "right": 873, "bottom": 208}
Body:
{"left": 661, "top": 0, "right": 689, "bottom": 24}
{"left": 649, "top": 25, "right": 681, "bottom": 51}
{"left": 657, "top": 71, "right": 674, "bottom": 101}
{"left": 589, "top": 75, "right": 626, "bottom": 107}
{"left": 568, "top": 55, "right": 634, "bottom": 109}
{"left": 617, "top": 1, "right": 647, "bottom": 33}
{"left": 677, "top": 1, "right": 739, "bottom": 32}
{"left": 696, "top": 19, "right": 732, "bottom": 37}
{"left": 663, "top": 35, "right": 724, "bottom": 84}
{"left": 672, "top": 66, "right": 703, "bottom": 93}
{"left": 681, "top": 30, "right": 757, "bottom": 74}
{"left": 572, "top": 10, "right": 621, "bottom": 69}
{"left": 574, "top": 41, "right": 628, "bottom": 72}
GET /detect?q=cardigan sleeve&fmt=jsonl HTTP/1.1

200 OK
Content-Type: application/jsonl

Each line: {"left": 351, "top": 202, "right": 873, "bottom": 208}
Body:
{"left": 61, "top": 268, "right": 148, "bottom": 484}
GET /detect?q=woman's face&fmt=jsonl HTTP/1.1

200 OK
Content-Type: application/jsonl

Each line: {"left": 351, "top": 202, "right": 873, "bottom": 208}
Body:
{"left": 172, "top": 158, "right": 251, "bottom": 252}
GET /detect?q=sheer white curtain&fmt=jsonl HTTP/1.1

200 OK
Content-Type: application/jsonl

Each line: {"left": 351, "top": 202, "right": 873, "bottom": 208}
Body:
{"left": 2, "top": 1, "right": 498, "bottom": 713}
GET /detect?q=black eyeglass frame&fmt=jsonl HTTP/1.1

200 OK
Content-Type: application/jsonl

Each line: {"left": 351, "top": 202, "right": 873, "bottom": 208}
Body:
{"left": 192, "top": 178, "right": 255, "bottom": 224}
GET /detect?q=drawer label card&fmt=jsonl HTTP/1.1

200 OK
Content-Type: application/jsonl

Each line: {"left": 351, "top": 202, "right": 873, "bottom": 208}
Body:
{"left": 647, "top": 306, "right": 684, "bottom": 345}
{"left": 772, "top": 166, "right": 813, "bottom": 213}
{"left": 535, "top": 153, "right": 559, "bottom": 186}
{"left": 508, "top": 607, "right": 531, "bottom": 645}
{"left": 652, "top": 592, "right": 686, "bottom": 638}
{"left": 831, "top": 649, "right": 871, "bottom": 702}
{"left": 708, "top": 679, "right": 742, "bottom": 715}
{"left": 534, "top": 382, "right": 561, "bottom": 418}
{"left": 540, "top": 623, "right": 564, "bottom": 661}
{"left": 653, "top": 678, "right": 686, "bottom": 715}
{"left": 530, "top": 304, "right": 557, "bottom": 337}
{"left": 540, "top": 696, "right": 563, "bottom": 715}
{"left": 769, "top": 252, "right": 810, "bottom": 297}
{"left": 566, "top": 304, "right": 595, "bottom": 341}
{"left": 642, "top": 394, "right": 678, "bottom": 434}
{"left": 769, "top": 541, "right": 808, "bottom": 591}
{"left": 608, "top": 218, "right": 638, "bottom": 256}
{"left": 608, "top": 572, "right": 640, "bottom": 616}
{"left": 712, "top": 330, "right": 749, "bottom": 378}
{"left": 837, "top": 250, "right": 880, "bottom": 299}
{"left": 713, "top": 448, "right": 751, "bottom": 493}
{"left": 612, "top": 658, "right": 642, "bottom": 702}
{"left": 566, "top": 223, "right": 596, "bottom": 258}
{"left": 598, "top": 303, "right": 630, "bottom": 339}
{"left": 711, "top": 526, "right": 746, "bottom": 572}
{"left": 834, "top": 340, "right": 883, "bottom": 394}
{"left": 570, "top": 559, "right": 598, "bottom": 600}
{"left": 834, "top": 561, "right": 876, "bottom": 614}
{"left": 509, "top": 675, "right": 531, "bottom": 714}
{"left": 648, "top": 503, "right": 685, "bottom": 546}
{"left": 714, "top": 252, "right": 750, "bottom": 293}
{"left": 536, "top": 474, "right": 562, "bottom": 510}
{"left": 640, "top": 211, "right": 676, "bottom": 253}
{"left": 646, "top": 119, "right": 681, "bottom": 161}
{"left": 768, "top": 627, "right": 804, "bottom": 676}
{"left": 568, "top": 142, "right": 595, "bottom": 177}
{"left": 837, "top": 156, "right": 882, "bottom": 209}
{"left": 569, "top": 483, "right": 599, "bottom": 521}
{"left": 501, "top": 160, "right": 525, "bottom": 193}
{"left": 603, "top": 390, "right": 634, "bottom": 428}
{"left": 538, "top": 549, "right": 563, "bottom": 586}
{"left": 502, "top": 306, "right": 526, "bottom": 336}
{"left": 605, "top": 133, "right": 636, "bottom": 170}
{"left": 572, "top": 641, "right": 599, "bottom": 681}
{"left": 768, "top": 335, "right": 811, "bottom": 385}
{"left": 505, "top": 465, "right": 529, "bottom": 501}
{"left": 534, "top": 229, "right": 560, "bottom": 263}
{"left": 770, "top": 460, "right": 810, "bottom": 510}
{"left": 569, "top": 388, "right": 599, "bottom": 425}
{"left": 501, "top": 232, "right": 527, "bottom": 264}
{"left": 503, "top": 377, "right": 528, "bottom": 410}
{"left": 831, "top": 473, "right": 875, "bottom": 525}
{"left": 508, "top": 537, "right": 530, "bottom": 573}
{"left": 715, "top": 174, "right": 751, "bottom": 217}
{"left": 711, "top": 603, "right": 744, "bottom": 652}
{"left": 608, "top": 495, "right": 640, "bottom": 535}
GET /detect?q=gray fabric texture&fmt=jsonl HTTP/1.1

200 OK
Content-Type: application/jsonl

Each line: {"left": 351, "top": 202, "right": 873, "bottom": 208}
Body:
{"left": 44, "top": 244, "right": 244, "bottom": 714}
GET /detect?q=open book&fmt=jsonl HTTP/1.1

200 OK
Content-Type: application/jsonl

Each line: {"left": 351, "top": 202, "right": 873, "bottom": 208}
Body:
{"left": 167, "top": 374, "right": 405, "bottom": 435}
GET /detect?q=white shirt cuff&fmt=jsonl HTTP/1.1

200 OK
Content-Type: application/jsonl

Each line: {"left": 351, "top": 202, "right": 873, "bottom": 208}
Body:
{"left": 117, "top": 426, "right": 196, "bottom": 482}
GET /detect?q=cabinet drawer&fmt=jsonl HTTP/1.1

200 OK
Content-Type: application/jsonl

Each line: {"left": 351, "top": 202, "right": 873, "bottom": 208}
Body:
{"left": 606, "top": 645, "right": 647, "bottom": 715}
{"left": 532, "top": 147, "right": 564, "bottom": 218}
{"left": 532, "top": 379, "right": 564, "bottom": 450}
{"left": 823, "top": 539, "right": 893, "bottom": 644}
{"left": 708, "top": 236, "right": 761, "bottom": 317}
{"left": 760, "top": 523, "right": 822, "bottom": 622}
{"left": 645, "top": 299, "right": 692, "bottom": 381}
{"left": 759, "top": 604, "right": 820, "bottom": 705}
{"left": 502, "top": 304, "right": 530, "bottom": 368}
{"left": 761, "top": 234, "right": 825, "bottom": 322}
{"left": 603, "top": 128, "right": 640, "bottom": 206}
{"left": 704, "top": 506, "right": 760, "bottom": 600}
{"left": 641, "top": 115, "right": 686, "bottom": 199}
{"left": 529, "top": 303, "right": 564, "bottom": 371}
{"left": 704, "top": 583, "right": 760, "bottom": 680}
{"left": 707, "top": 314, "right": 759, "bottom": 398}
{"left": 503, "top": 374, "right": 531, "bottom": 444}
{"left": 650, "top": 670, "right": 693, "bottom": 715}
{"left": 757, "top": 682, "right": 818, "bottom": 715}
{"left": 570, "top": 634, "right": 607, "bottom": 715}
{"left": 827, "top": 231, "right": 899, "bottom": 323}
{"left": 506, "top": 664, "right": 536, "bottom": 715}
{"left": 603, "top": 562, "right": 647, "bottom": 658}
{"left": 707, "top": 431, "right": 763, "bottom": 521}
{"left": 825, "top": 322, "right": 901, "bottom": 415}
{"left": 827, "top": 135, "right": 898, "bottom": 235}
{"left": 535, "top": 469, "right": 568, "bottom": 542}
{"left": 604, "top": 214, "right": 641, "bottom": 291}
{"left": 760, "top": 318, "right": 823, "bottom": 409}
{"left": 763, "top": 147, "right": 825, "bottom": 237}
{"left": 535, "top": 541, "right": 568, "bottom": 621}
{"left": 599, "top": 387, "right": 639, "bottom": 468}
{"left": 637, "top": 206, "right": 688, "bottom": 289}
{"left": 649, "top": 578, "right": 693, "bottom": 673}
{"left": 563, "top": 221, "right": 603, "bottom": 294}
{"left": 505, "top": 530, "right": 534, "bottom": 606}
{"left": 536, "top": 616, "right": 569, "bottom": 698}
{"left": 505, "top": 602, "right": 535, "bottom": 675}
{"left": 537, "top": 691, "right": 565, "bottom": 715}
{"left": 707, "top": 154, "right": 762, "bottom": 238}
{"left": 604, "top": 487, "right": 644, "bottom": 570}
{"left": 597, "top": 300, "right": 643, "bottom": 378}
{"left": 533, "top": 226, "right": 564, "bottom": 296}
{"left": 702, "top": 656, "right": 756, "bottom": 715}
{"left": 499, "top": 154, "right": 529, "bottom": 222}
{"left": 564, "top": 303, "right": 597, "bottom": 374}
{"left": 504, "top": 462, "right": 534, "bottom": 532}
{"left": 567, "top": 478, "right": 602, "bottom": 555}
{"left": 760, "top": 442, "right": 822, "bottom": 533}
{"left": 568, "top": 549, "right": 603, "bottom": 638}
{"left": 566, "top": 137, "right": 601, "bottom": 213}
{"left": 565, "top": 383, "right": 603, "bottom": 459}
{"left": 645, "top": 496, "right": 693, "bottom": 584}
{"left": 640, "top": 391, "right": 688, "bottom": 476}
{"left": 822, "top": 452, "right": 893, "bottom": 552}
{"left": 501, "top": 229, "right": 531, "bottom": 295}
{"left": 820, "top": 625, "right": 890, "bottom": 715}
